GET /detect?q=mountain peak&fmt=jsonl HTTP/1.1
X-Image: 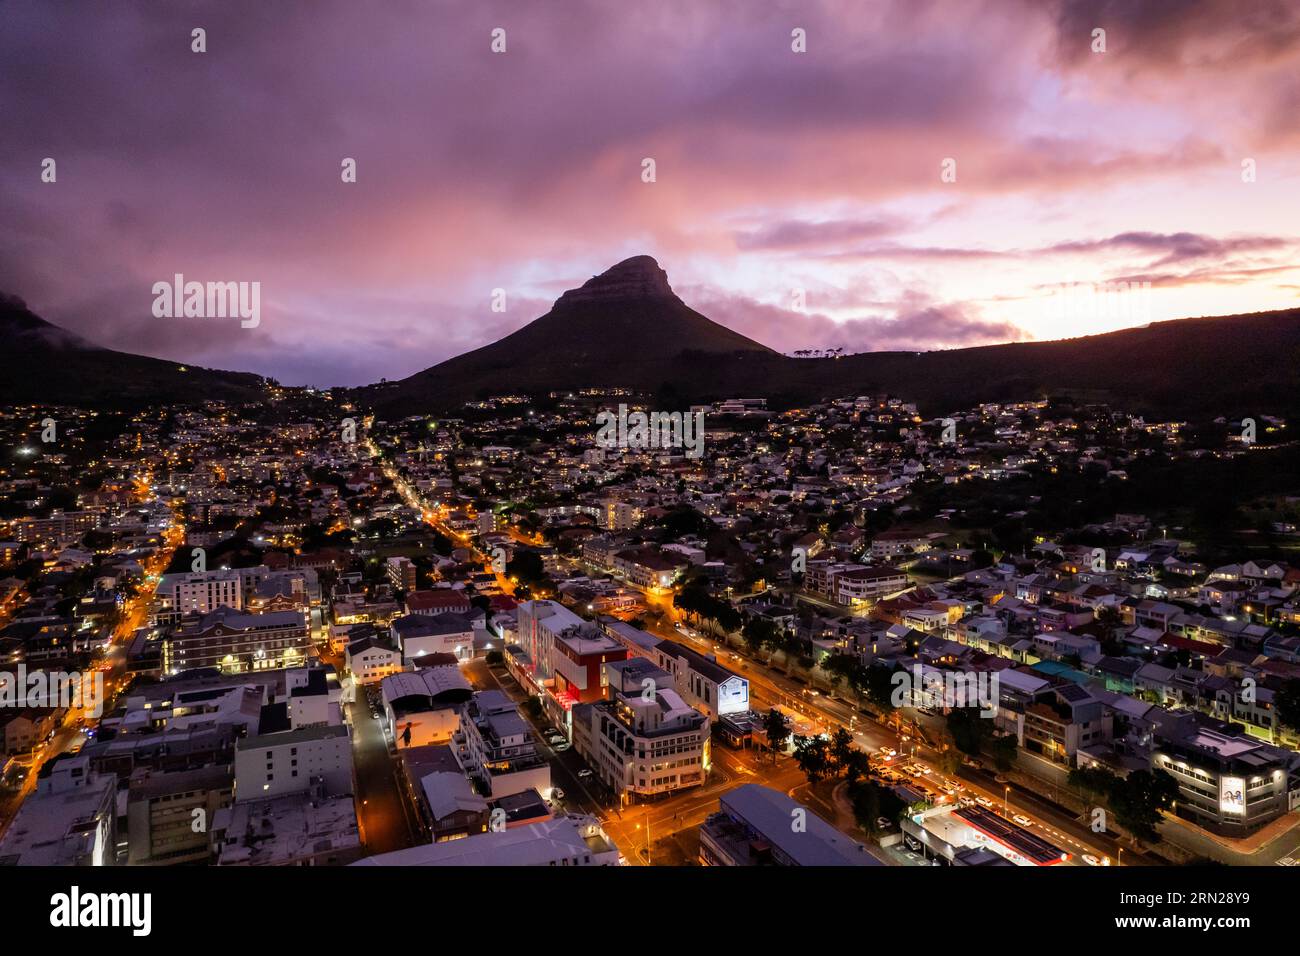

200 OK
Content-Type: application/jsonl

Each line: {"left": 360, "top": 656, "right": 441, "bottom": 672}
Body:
{"left": 556, "top": 255, "right": 677, "bottom": 306}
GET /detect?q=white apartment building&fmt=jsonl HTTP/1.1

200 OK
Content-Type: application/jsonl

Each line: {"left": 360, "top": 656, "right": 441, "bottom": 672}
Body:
{"left": 453, "top": 690, "right": 551, "bottom": 799}
{"left": 573, "top": 660, "right": 709, "bottom": 804}
{"left": 653, "top": 640, "right": 750, "bottom": 720}
{"left": 154, "top": 565, "right": 308, "bottom": 624}
{"left": 599, "top": 499, "right": 643, "bottom": 531}
{"left": 158, "top": 567, "right": 245, "bottom": 617}
{"left": 233, "top": 724, "right": 352, "bottom": 802}
{"left": 832, "top": 565, "right": 909, "bottom": 605}
{"left": 870, "top": 532, "right": 934, "bottom": 559}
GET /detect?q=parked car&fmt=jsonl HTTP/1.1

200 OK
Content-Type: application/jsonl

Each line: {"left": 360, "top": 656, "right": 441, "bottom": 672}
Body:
{"left": 875, "top": 817, "right": 893, "bottom": 831}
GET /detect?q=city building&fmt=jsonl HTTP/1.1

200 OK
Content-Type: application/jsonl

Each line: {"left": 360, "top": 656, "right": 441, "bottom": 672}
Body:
{"left": 0, "top": 755, "right": 117, "bottom": 866}
{"left": 572, "top": 660, "right": 709, "bottom": 804}
{"left": 699, "top": 784, "right": 876, "bottom": 866}
{"left": 393, "top": 611, "right": 477, "bottom": 664}
{"left": 163, "top": 607, "right": 311, "bottom": 675}
{"left": 351, "top": 814, "right": 620, "bottom": 866}
{"left": 233, "top": 723, "right": 352, "bottom": 802}
{"left": 452, "top": 690, "right": 551, "bottom": 799}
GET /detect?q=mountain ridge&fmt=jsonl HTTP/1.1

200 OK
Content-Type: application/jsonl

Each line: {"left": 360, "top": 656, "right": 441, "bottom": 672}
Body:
{"left": 3, "top": 258, "right": 1300, "bottom": 419}
{"left": 0, "top": 295, "right": 265, "bottom": 408}
{"left": 367, "top": 256, "right": 1300, "bottom": 420}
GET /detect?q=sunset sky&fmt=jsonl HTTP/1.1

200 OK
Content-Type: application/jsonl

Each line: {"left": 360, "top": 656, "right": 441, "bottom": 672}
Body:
{"left": 2, "top": 0, "right": 1299, "bottom": 386}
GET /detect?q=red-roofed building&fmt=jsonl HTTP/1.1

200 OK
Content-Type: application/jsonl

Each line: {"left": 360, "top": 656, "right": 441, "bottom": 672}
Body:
{"left": 406, "top": 589, "right": 472, "bottom": 615}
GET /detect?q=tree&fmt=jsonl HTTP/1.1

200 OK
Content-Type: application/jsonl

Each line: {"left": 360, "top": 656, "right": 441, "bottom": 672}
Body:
{"left": 792, "top": 734, "right": 833, "bottom": 782}
{"left": 848, "top": 778, "right": 906, "bottom": 832}
{"left": 763, "top": 708, "right": 791, "bottom": 760}
{"left": 829, "top": 727, "right": 855, "bottom": 767}
{"left": 988, "top": 733, "right": 1017, "bottom": 772}
{"left": 862, "top": 665, "right": 898, "bottom": 713}
{"left": 1066, "top": 764, "right": 1178, "bottom": 843}
{"left": 946, "top": 707, "right": 987, "bottom": 758}
{"left": 1111, "top": 769, "right": 1179, "bottom": 842}
{"left": 506, "top": 550, "right": 546, "bottom": 585}
{"left": 1068, "top": 764, "right": 1119, "bottom": 802}
{"left": 741, "top": 615, "right": 776, "bottom": 654}
{"left": 1276, "top": 678, "right": 1300, "bottom": 734}
{"left": 842, "top": 748, "right": 871, "bottom": 785}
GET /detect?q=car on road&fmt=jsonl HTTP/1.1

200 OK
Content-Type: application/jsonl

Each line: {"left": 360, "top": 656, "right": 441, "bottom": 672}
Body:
{"left": 1081, "top": 854, "right": 1100, "bottom": 866}
{"left": 552, "top": 742, "right": 571, "bottom": 752}
{"left": 1012, "top": 814, "right": 1033, "bottom": 827}
{"left": 577, "top": 769, "right": 594, "bottom": 779}
{"left": 547, "top": 734, "right": 567, "bottom": 746}
{"left": 958, "top": 796, "right": 975, "bottom": 808}
{"left": 975, "top": 796, "right": 993, "bottom": 808}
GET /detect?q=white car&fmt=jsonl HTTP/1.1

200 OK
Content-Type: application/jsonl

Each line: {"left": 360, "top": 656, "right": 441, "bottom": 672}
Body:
{"left": 975, "top": 796, "right": 993, "bottom": 808}
{"left": 551, "top": 788, "right": 565, "bottom": 801}
{"left": 552, "top": 742, "right": 571, "bottom": 752}
{"left": 577, "top": 769, "right": 594, "bottom": 779}
{"left": 1081, "top": 854, "right": 1100, "bottom": 867}
{"left": 1012, "top": 814, "right": 1033, "bottom": 828}
{"left": 959, "top": 796, "right": 975, "bottom": 808}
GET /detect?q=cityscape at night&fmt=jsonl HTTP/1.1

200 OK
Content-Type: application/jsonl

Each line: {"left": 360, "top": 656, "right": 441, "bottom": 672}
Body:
{"left": 0, "top": 0, "right": 1294, "bottom": 938}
